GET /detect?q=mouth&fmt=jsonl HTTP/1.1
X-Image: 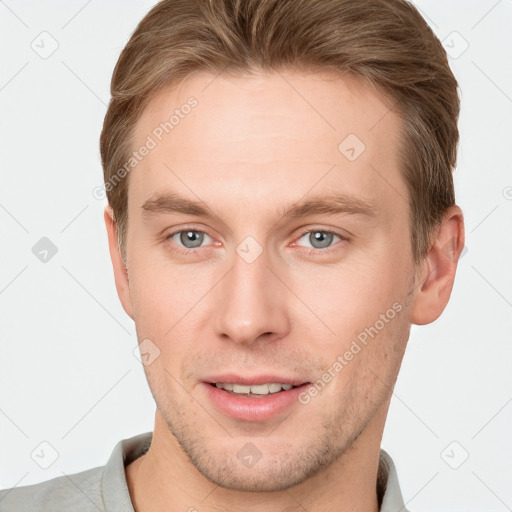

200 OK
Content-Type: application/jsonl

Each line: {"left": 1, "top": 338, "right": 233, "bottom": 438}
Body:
{"left": 208, "top": 382, "right": 303, "bottom": 398}
{"left": 202, "top": 377, "right": 312, "bottom": 422}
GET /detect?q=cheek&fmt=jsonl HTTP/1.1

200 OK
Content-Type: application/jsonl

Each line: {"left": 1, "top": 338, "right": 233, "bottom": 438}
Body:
{"left": 312, "top": 299, "right": 410, "bottom": 414}
{"left": 127, "top": 251, "right": 203, "bottom": 322}
{"left": 293, "top": 253, "right": 407, "bottom": 333}
{"left": 127, "top": 259, "right": 224, "bottom": 377}
{"left": 287, "top": 252, "right": 411, "bottom": 397}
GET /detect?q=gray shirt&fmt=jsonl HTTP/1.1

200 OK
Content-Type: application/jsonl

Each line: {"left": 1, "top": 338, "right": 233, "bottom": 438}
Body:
{"left": 0, "top": 432, "right": 409, "bottom": 511}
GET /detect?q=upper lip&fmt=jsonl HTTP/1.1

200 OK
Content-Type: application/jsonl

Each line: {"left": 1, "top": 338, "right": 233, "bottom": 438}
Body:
{"left": 203, "top": 374, "right": 309, "bottom": 387}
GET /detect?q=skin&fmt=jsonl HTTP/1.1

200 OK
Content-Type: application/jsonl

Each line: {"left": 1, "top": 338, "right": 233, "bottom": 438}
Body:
{"left": 104, "top": 69, "right": 465, "bottom": 512}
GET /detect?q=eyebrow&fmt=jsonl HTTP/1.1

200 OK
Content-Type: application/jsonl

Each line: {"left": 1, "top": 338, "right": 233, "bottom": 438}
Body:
{"left": 141, "top": 191, "right": 377, "bottom": 222}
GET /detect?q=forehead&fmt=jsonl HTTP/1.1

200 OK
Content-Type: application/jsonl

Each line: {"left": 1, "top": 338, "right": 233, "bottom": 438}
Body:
{"left": 129, "top": 69, "right": 407, "bottom": 220}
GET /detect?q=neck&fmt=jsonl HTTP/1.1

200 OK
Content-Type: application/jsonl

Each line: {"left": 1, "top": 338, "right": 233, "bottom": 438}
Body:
{"left": 126, "top": 408, "right": 388, "bottom": 512}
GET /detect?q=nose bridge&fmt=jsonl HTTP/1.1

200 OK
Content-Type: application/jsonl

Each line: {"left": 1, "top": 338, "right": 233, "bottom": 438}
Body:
{"left": 212, "top": 241, "right": 289, "bottom": 344}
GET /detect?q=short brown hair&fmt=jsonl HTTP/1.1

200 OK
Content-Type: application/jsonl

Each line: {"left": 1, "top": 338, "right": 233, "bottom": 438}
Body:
{"left": 100, "top": 0, "right": 459, "bottom": 265}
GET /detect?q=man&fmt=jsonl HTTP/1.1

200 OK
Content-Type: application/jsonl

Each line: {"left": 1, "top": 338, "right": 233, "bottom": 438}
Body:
{"left": 0, "top": 0, "right": 465, "bottom": 510}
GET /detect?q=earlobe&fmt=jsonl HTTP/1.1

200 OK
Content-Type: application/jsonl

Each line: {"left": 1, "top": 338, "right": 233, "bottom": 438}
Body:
{"left": 104, "top": 205, "right": 134, "bottom": 321}
{"left": 410, "top": 205, "right": 465, "bottom": 325}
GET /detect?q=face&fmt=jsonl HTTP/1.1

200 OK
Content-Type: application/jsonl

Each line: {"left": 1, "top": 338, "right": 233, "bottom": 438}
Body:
{"left": 117, "top": 70, "right": 419, "bottom": 491}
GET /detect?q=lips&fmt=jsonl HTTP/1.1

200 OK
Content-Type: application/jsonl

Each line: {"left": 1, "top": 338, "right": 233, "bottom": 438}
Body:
{"left": 201, "top": 374, "right": 312, "bottom": 422}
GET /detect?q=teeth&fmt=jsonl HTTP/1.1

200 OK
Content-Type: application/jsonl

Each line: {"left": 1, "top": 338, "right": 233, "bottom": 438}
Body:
{"left": 215, "top": 382, "right": 233, "bottom": 391}
{"left": 215, "top": 382, "right": 296, "bottom": 395}
{"left": 232, "top": 384, "right": 251, "bottom": 394}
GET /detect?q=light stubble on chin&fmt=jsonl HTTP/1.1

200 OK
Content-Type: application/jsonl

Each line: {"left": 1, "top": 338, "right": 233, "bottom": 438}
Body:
{"left": 153, "top": 330, "right": 409, "bottom": 492}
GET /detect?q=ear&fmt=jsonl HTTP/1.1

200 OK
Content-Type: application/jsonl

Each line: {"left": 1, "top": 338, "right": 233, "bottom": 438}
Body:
{"left": 410, "top": 205, "right": 465, "bottom": 325}
{"left": 104, "top": 205, "right": 134, "bottom": 320}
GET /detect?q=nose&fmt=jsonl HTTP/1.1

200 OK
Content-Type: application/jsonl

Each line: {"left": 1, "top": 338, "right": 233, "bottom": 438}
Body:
{"left": 212, "top": 243, "right": 290, "bottom": 346}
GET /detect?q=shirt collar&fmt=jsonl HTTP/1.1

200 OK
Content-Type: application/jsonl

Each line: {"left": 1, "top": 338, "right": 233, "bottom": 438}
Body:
{"left": 378, "top": 449, "right": 409, "bottom": 512}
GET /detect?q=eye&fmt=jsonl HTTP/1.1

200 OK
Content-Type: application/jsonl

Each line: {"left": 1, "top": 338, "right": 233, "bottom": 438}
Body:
{"left": 295, "top": 229, "right": 344, "bottom": 251}
{"left": 166, "top": 229, "right": 213, "bottom": 251}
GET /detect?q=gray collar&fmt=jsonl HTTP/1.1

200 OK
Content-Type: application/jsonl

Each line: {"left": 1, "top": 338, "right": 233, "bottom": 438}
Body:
{"left": 378, "top": 449, "right": 409, "bottom": 512}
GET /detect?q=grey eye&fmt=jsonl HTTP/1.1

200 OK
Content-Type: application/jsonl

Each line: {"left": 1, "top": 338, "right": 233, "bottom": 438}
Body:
{"left": 171, "top": 230, "right": 210, "bottom": 249}
{"left": 298, "top": 231, "right": 340, "bottom": 250}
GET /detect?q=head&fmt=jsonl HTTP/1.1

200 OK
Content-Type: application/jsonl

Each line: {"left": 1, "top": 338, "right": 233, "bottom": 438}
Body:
{"left": 101, "top": 0, "right": 464, "bottom": 493}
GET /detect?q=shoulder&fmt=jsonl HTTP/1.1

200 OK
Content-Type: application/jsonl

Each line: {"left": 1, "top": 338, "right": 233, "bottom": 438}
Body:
{"left": 0, "top": 431, "right": 152, "bottom": 512}
{"left": 0, "top": 465, "right": 104, "bottom": 512}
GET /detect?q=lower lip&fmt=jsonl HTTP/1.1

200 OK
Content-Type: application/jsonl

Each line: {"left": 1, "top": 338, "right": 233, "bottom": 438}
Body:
{"left": 202, "top": 383, "right": 311, "bottom": 422}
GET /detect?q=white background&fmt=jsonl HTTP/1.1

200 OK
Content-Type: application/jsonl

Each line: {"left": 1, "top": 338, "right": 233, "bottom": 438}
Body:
{"left": 0, "top": 1, "right": 511, "bottom": 511}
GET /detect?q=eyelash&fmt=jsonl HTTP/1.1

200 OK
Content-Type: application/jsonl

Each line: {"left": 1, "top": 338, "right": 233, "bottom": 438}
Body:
{"left": 164, "top": 225, "right": 348, "bottom": 256}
